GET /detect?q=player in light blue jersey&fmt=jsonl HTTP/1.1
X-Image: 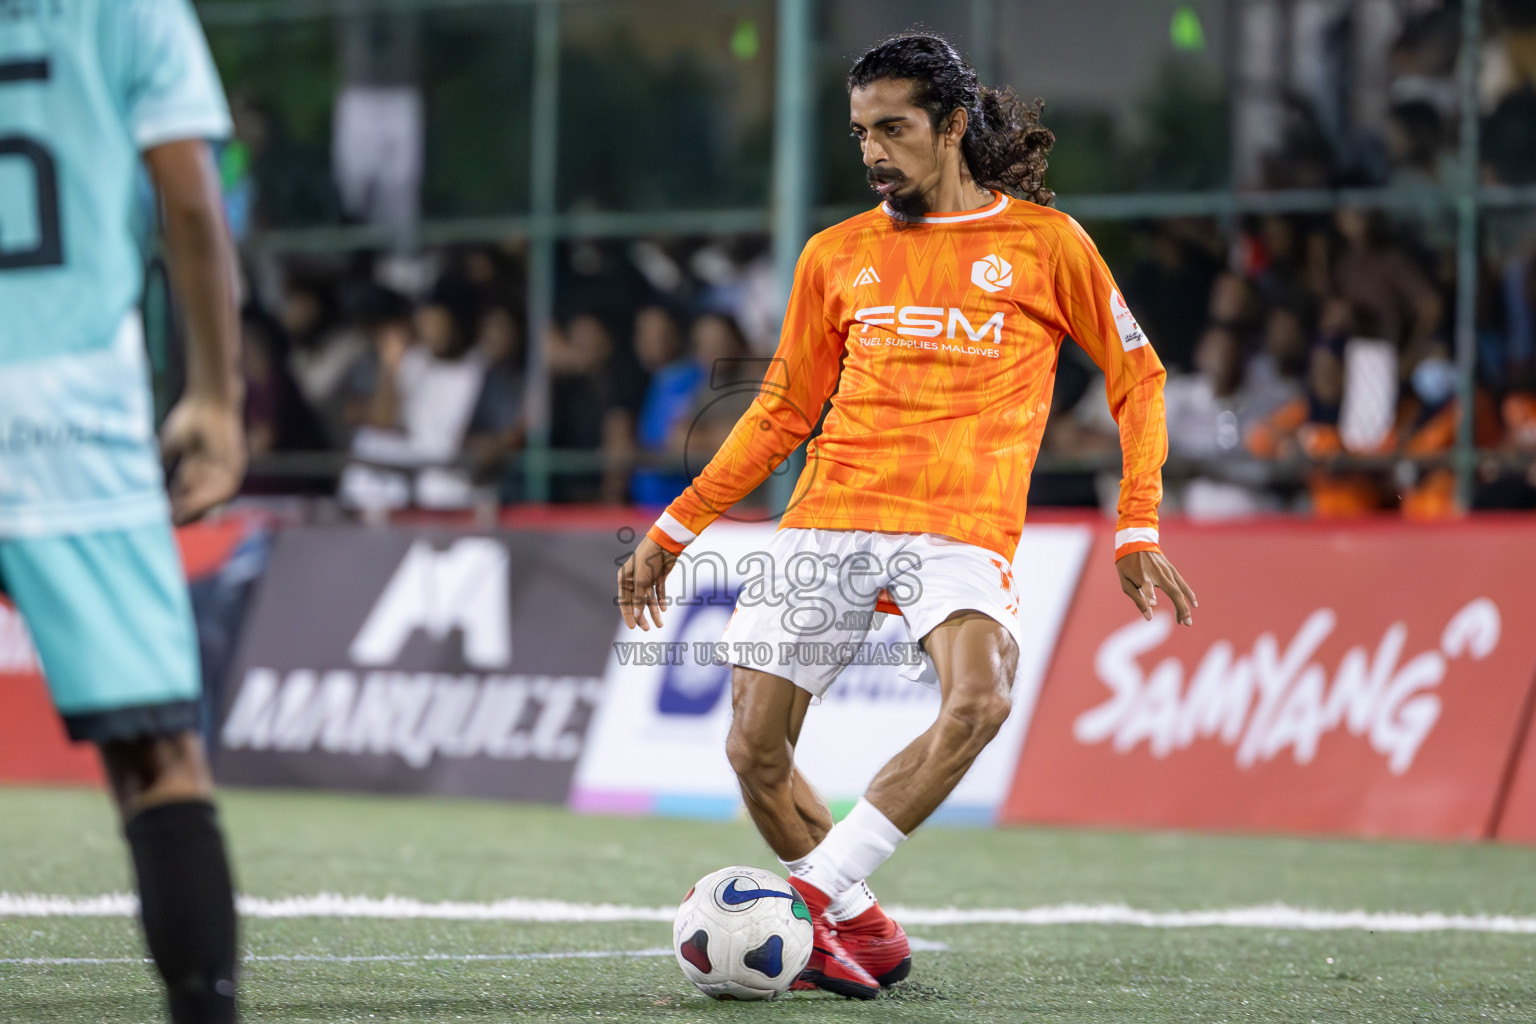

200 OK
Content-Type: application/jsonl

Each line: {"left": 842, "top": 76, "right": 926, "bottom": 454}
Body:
{"left": 0, "top": 1, "right": 244, "bottom": 1020}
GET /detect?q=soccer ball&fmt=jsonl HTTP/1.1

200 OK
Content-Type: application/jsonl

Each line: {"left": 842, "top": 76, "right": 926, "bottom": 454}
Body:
{"left": 673, "top": 865, "right": 815, "bottom": 1000}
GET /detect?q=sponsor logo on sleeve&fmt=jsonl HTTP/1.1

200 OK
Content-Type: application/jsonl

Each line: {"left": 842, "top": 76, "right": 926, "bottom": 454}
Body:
{"left": 1111, "top": 289, "right": 1148, "bottom": 351}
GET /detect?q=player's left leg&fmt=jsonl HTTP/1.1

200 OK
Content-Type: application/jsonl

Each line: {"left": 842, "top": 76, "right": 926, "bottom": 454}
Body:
{"left": 737, "top": 671, "right": 905, "bottom": 991}
{"left": 727, "top": 666, "right": 825, "bottom": 860}
{"left": 863, "top": 611, "right": 1018, "bottom": 828}
{"left": 773, "top": 684, "right": 900, "bottom": 965}
{"left": 727, "top": 666, "right": 881, "bottom": 998}
{"left": 788, "top": 613, "right": 1015, "bottom": 986}
{"left": 795, "top": 610, "right": 1017, "bottom": 855}
{"left": 0, "top": 524, "right": 240, "bottom": 1024}
{"left": 779, "top": 683, "right": 834, "bottom": 847}
{"left": 784, "top": 536, "right": 1022, "bottom": 986}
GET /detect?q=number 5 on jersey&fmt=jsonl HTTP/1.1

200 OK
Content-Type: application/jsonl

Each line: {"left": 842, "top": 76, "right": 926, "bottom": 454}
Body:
{"left": 0, "top": 58, "right": 64, "bottom": 271}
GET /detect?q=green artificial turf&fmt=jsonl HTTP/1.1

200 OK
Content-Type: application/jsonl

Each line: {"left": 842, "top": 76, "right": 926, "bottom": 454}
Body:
{"left": 2, "top": 785, "right": 1535, "bottom": 1022}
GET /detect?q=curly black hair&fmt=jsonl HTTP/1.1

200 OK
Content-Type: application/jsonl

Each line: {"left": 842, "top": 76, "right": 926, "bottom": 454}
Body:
{"left": 848, "top": 33, "right": 1055, "bottom": 206}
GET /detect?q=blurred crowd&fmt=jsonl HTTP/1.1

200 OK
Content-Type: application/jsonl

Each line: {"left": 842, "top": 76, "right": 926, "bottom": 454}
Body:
{"left": 223, "top": 0, "right": 1536, "bottom": 519}
{"left": 237, "top": 200, "right": 1536, "bottom": 520}
{"left": 1045, "top": 207, "right": 1534, "bottom": 521}
{"left": 1042, "top": 0, "right": 1536, "bottom": 521}
{"left": 238, "top": 235, "right": 778, "bottom": 511}
{"left": 1251, "top": 0, "right": 1536, "bottom": 193}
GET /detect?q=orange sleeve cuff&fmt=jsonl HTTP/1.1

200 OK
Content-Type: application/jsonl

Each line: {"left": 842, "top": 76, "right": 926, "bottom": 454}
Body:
{"left": 646, "top": 523, "right": 688, "bottom": 555}
{"left": 1114, "top": 540, "right": 1162, "bottom": 560}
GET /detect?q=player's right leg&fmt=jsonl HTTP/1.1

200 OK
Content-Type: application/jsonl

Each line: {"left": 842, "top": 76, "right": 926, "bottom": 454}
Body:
{"left": 726, "top": 666, "right": 880, "bottom": 999}
{"left": 0, "top": 524, "right": 239, "bottom": 1024}
{"left": 781, "top": 537, "right": 1026, "bottom": 988}
{"left": 719, "top": 527, "right": 911, "bottom": 997}
{"left": 727, "top": 667, "right": 824, "bottom": 859}
{"left": 777, "top": 686, "right": 908, "bottom": 987}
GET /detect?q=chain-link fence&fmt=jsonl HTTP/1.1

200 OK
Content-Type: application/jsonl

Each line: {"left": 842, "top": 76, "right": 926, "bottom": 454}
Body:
{"left": 185, "top": 0, "right": 1536, "bottom": 519}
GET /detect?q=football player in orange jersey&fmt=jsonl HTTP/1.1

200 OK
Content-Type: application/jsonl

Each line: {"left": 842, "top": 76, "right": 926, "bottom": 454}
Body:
{"left": 618, "top": 34, "right": 1197, "bottom": 998}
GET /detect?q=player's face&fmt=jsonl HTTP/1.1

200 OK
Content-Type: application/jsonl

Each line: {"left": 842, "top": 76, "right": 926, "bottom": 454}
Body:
{"left": 849, "top": 79, "right": 949, "bottom": 217}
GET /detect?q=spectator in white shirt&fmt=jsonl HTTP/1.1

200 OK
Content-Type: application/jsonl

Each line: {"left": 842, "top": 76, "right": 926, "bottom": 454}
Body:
{"left": 340, "top": 275, "right": 490, "bottom": 511}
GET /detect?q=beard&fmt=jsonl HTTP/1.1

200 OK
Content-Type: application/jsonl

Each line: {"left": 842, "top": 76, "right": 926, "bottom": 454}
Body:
{"left": 868, "top": 166, "right": 928, "bottom": 223}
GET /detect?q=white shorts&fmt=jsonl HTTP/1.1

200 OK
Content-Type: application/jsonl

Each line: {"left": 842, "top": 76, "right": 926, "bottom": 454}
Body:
{"left": 719, "top": 528, "right": 1023, "bottom": 697}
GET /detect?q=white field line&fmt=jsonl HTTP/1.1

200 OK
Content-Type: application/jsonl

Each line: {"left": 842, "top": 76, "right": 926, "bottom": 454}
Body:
{"left": 0, "top": 894, "right": 673, "bottom": 922}
{"left": 0, "top": 948, "right": 674, "bottom": 967}
{"left": 3, "top": 893, "right": 1536, "bottom": 935}
{"left": 0, "top": 939, "right": 950, "bottom": 968}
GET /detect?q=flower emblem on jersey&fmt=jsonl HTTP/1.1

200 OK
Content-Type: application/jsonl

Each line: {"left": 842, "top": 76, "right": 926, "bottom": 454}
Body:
{"left": 971, "top": 254, "right": 1013, "bottom": 293}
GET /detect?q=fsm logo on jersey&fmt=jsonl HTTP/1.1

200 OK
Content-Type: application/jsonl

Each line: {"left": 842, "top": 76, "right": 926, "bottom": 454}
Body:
{"left": 853, "top": 305, "right": 1004, "bottom": 343}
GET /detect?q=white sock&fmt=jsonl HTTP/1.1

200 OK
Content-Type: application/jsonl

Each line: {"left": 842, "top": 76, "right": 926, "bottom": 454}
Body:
{"left": 792, "top": 798, "right": 906, "bottom": 902}
{"left": 826, "top": 879, "right": 878, "bottom": 923}
{"left": 778, "top": 854, "right": 810, "bottom": 879}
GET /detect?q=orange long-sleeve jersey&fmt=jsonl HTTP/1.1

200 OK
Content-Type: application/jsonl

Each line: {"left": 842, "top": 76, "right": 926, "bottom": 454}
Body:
{"left": 647, "top": 191, "right": 1168, "bottom": 562}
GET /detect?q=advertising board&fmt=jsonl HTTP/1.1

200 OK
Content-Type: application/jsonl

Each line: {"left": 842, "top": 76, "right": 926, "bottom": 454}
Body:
{"left": 572, "top": 522, "right": 1093, "bottom": 824}
{"left": 1004, "top": 521, "right": 1536, "bottom": 839}
{"left": 217, "top": 527, "right": 614, "bottom": 802}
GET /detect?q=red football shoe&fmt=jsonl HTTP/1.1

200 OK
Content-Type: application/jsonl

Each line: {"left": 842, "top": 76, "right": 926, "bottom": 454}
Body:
{"left": 835, "top": 904, "right": 911, "bottom": 987}
{"left": 787, "top": 878, "right": 880, "bottom": 1000}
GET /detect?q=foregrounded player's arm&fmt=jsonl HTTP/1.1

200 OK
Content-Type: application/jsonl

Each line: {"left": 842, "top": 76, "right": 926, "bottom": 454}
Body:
{"left": 648, "top": 242, "right": 843, "bottom": 553}
{"left": 1052, "top": 218, "right": 1169, "bottom": 560}
{"left": 145, "top": 139, "right": 242, "bottom": 406}
{"left": 1104, "top": 368, "right": 1168, "bottom": 554}
{"left": 650, "top": 381, "right": 828, "bottom": 551}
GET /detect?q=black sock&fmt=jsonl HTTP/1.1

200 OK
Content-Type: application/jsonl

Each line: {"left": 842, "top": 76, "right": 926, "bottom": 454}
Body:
{"left": 124, "top": 800, "right": 239, "bottom": 1024}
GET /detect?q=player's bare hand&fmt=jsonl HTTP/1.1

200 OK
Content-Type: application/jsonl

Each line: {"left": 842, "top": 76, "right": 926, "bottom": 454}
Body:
{"left": 160, "top": 395, "right": 247, "bottom": 525}
{"left": 618, "top": 534, "right": 678, "bottom": 631}
{"left": 1116, "top": 549, "right": 1198, "bottom": 627}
